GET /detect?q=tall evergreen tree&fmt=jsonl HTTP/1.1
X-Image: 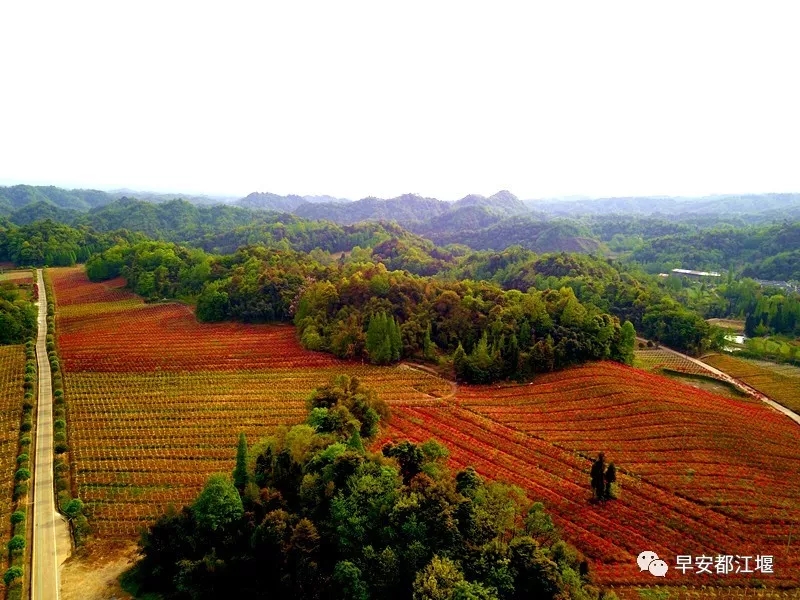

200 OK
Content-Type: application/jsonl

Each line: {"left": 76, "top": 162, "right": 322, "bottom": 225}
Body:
{"left": 590, "top": 453, "right": 605, "bottom": 501}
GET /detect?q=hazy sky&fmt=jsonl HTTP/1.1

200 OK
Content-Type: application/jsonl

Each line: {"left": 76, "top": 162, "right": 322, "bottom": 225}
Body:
{"left": 2, "top": 2, "right": 799, "bottom": 200}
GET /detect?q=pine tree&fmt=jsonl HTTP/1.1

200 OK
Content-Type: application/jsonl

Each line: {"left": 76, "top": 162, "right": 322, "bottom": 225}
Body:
{"left": 423, "top": 323, "right": 436, "bottom": 360}
{"left": 389, "top": 316, "right": 401, "bottom": 361}
{"left": 452, "top": 343, "right": 467, "bottom": 380}
{"left": 366, "top": 312, "right": 384, "bottom": 358}
{"left": 233, "top": 432, "right": 248, "bottom": 490}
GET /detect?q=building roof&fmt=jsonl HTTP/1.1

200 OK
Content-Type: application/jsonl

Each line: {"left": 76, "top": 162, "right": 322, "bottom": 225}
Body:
{"left": 671, "top": 268, "right": 721, "bottom": 277}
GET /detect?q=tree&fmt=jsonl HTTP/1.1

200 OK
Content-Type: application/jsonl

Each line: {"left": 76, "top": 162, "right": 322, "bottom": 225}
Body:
{"left": 590, "top": 454, "right": 605, "bottom": 501}
{"left": 366, "top": 312, "right": 403, "bottom": 365}
{"left": 192, "top": 474, "right": 243, "bottom": 531}
{"left": 233, "top": 433, "right": 248, "bottom": 491}
{"left": 412, "top": 556, "right": 466, "bottom": 600}
{"left": 3, "top": 566, "right": 22, "bottom": 587}
{"left": 604, "top": 463, "right": 617, "bottom": 500}
{"left": 332, "top": 561, "right": 369, "bottom": 600}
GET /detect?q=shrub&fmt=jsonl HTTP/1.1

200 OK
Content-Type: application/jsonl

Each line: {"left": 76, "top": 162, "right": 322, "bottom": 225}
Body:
{"left": 55, "top": 442, "right": 68, "bottom": 454}
{"left": 7, "top": 535, "right": 25, "bottom": 552}
{"left": 13, "top": 483, "right": 28, "bottom": 499}
{"left": 54, "top": 419, "right": 66, "bottom": 430}
{"left": 16, "top": 454, "right": 28, "bottom": 465}
{"left": 20, "top": 434, "right": 31, "bottom": 447}
{"left": 3, "top": 566, "right": 22, "bottom": 586}
{"left": 10, "top": 511, "right": 24, "bottom": 526}
{"left": 20, "top": 420, "right": 32, "bottom": 433}
{"left": 14, "top": 469, "right": 30, "bottom": 482}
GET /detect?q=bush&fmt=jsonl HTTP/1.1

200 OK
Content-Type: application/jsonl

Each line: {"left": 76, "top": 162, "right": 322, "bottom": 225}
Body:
{"left": 55, "top": 442, "right": 68, "bottom": 454}
{"left": 20, "top": 420, "right": 32, "bottom": 433}
{"left": 54, "top": 419, "right": 66, "bottom": 430}
{"left": 10, "top": 511, "right": 24, "bottom": 526}
{"left": 3, "top": 566, "right": 22, "bottom": 586}
{"left": 13, "top": 483, "right": 28, "bottom": 499}
{"left": 7, "top": 535, "right": 25, "bottom": 552}
{"left": 54, "top": 431, "right": 66, "bottom": 443}
{"left": 16, "top": 454, "right": 28, "bottom": 465}
{"left": 73, "top": 514, "right": 90, "bottom": 546}
{"left": 20, "top": 434, "right": 31, "bottom": 447}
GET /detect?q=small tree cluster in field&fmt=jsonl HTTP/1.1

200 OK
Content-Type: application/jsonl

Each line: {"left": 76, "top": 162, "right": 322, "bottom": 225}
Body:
{"left": 590, "top": 453, "right": 619, "bottom": 502}
{"left": 365, "top": 311, "right": 402, "bottom": 365}
{"left": 132, "top": 376, "right": 617, "bottom": 600}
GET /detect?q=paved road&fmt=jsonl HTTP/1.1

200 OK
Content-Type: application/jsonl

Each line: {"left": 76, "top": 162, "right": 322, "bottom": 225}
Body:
{"left": 657, "top": 344, "right": 800, "bottom": 427}
{"left": 31, "top": 269, "right": 61, "bottom": 600}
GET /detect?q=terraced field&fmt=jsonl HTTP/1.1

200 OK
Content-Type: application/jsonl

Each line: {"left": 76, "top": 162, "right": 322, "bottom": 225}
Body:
{"left": 703, "top": 353, "right": 800, "bottom": 415}
{"left": 378, "top": 362, "right": 800, "bottom": 588}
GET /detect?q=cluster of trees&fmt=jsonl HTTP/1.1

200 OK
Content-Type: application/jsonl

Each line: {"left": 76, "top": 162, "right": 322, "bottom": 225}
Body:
{"left": 0, "top": 220, "right": 138, "bottom": 267}
{"left": 711, "top": 278, "right": 800, "bottom": 337}
{"left": 0, "top": 280, "right": 37, "bottom": 345}
{"left": 365, "top": 312, "right": 402, "bottom": 365}
{"left": 744, "top": 293, "right": 800, "bottom": 337}
{"left": 133, "top": 377, "right": 615, "bottom": 600}
{"left": 295, "top": 264, "right": 635, "bottom": 380}
{"left": 451, "top": 250, "right": 716, "bottom": 356}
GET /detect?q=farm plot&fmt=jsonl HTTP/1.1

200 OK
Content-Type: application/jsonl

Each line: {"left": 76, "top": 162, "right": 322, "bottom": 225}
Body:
{"left": 50, "top": 267, "right": 450, "bottom": 538}
{"left": 379, "top": 362, "right": 800, "bottom": 587}
{"left": 52, "top": 267, "right": 800, "bottom": 591}
{"left": 703, "top": 353, "right": 800, "bottom": 415}
{"left": 635, "top": 347, "right": 724, "bottom": 378}
{"left": 0, "top": 346, "right": 25, "bottom": 592}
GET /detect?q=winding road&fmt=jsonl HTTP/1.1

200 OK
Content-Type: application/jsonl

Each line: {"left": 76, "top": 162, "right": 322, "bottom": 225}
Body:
{"left": 31, "top": 269, "right": 66, "bottom": 600}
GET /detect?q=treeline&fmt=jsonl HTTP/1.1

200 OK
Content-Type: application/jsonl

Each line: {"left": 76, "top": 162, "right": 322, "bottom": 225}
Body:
{"left": 9, "top": 199, "right": 453, "bottom": 271}
{"left": 450, "top": 249, "right": 715, "bottom": 355}
{"left": 0, "top": 279, "right": 37, "bottom": 345}
{"left": 0, "top": 220, "right": 139, "bottom": 267}
{"left": 132, "top": 376, "right": 613, "bottom": 600}
{"left": 87, "top": 241, "right": 636, "bottom": 382}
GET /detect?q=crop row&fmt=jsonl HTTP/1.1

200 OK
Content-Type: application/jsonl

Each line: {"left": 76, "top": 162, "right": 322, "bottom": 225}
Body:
{"left": 454, "top": 363, "right": 800, "bottom": 524}
{"left": 702, "top": 354, "right": 800, "bottom": 415}
{"left": 378, "top": 404, "right": 800, "bottom": 587}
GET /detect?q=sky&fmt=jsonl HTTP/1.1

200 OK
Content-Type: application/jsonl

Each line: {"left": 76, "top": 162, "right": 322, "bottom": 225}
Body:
{"left": 1, "top": 1, "right": 799, "bottom": 201}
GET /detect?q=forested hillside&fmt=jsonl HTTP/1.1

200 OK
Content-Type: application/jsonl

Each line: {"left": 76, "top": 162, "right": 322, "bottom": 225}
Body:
{"left": 629, "top": 222, "right": 800, "bottom": 279}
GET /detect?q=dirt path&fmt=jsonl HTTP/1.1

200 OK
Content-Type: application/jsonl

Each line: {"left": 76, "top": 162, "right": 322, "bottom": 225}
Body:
{"left": 657, "top": 344, "right": 800, "bottom": 427}
{"left": 31, "top": 269, "right": 71, "bottom": 600}
{"left": 399, "top": 362, "right": 457, "bottom": 400}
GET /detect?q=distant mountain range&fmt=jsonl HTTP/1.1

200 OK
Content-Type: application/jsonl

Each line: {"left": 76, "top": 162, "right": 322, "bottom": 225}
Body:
{"left": 4, "top": 184, "right": 800, "bottom": 256}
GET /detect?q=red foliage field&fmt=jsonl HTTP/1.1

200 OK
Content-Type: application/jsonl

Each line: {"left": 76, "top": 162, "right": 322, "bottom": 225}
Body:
{"left": 51, "top": 267, "right": 800, "bottom": 592}
{"left": 50, "top": 267, "right": 450, "bottom": 539}
{"left": 378, "top": 363, "right": 800, "bottom": 588}
{"left": 51, "top": 268, "right": 341, "bottom": 372}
